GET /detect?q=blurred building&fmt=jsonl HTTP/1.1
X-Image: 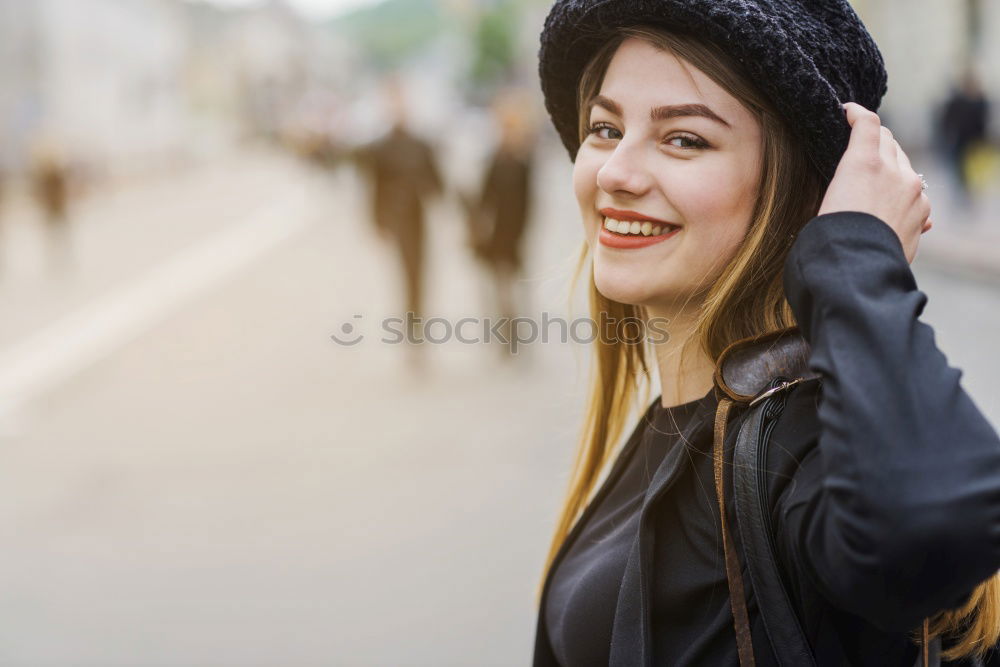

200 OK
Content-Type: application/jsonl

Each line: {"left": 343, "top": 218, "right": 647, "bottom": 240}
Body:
{"left": 0, "top": 1, "right": 41, "bottom": 173}
{"left": 0, "top": 0, "right": 346, "bottom": 180}
{"left": 212, "top": 0, "right": 309, "bottom": 140}
{"left": 0, "top": 0, "right": 190, "bottom": 176}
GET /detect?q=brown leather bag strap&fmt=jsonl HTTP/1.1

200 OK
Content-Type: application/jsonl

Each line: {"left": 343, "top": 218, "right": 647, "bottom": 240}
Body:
{"left": 713, "top": 327, "right": 935, "bottom": 666}
{"left": 713, "top": 397, "right": 756, "bottom": 666}
{"left": 923, "top": 618, "right": 929, "bottom": 667}
{"left": 713, "top": 393, "right": 934, "bottom": 667}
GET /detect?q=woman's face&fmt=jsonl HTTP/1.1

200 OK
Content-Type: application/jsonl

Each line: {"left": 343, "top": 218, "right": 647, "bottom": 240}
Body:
{"left": 573, "top": 37, "right": 763, "bottom": 311}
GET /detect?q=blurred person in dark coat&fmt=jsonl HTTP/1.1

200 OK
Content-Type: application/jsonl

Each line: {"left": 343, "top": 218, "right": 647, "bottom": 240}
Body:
{"left": 938, "top": 68, "right": 990, "bottom": 209}
{"left": 354, "top": 76, "right": 444, "bottom": 371}
{"left": 462, "top": 90, "right": 536, "bottom": 360}
{"left": 30, "top": 142, "right": 74, "bottom": 269}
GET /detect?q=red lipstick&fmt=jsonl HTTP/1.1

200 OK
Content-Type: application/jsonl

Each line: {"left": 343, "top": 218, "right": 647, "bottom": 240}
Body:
{"left": 599, "top": 208, "right": 677, "bottom": 224}
{"left": 598, "top": 208, "right": 682, "bottom": 249}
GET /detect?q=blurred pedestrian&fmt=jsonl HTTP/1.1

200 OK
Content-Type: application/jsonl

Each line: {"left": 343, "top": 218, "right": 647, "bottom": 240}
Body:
{"left": 353, "top": 75, "right": 444, "bottom": 372}
{"left": 462, "top": 90, "right": 536, "bottom": 360}
{"left": 30, "top": 143, "right": 74, "bottom": 269}
{"left": 937, "top": 68, "right": 990, "bottom": 209}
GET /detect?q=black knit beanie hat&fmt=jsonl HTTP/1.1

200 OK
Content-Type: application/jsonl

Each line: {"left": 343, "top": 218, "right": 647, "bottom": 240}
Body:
{"left": 538, "top": 0, "right": 888, "bottom": 183}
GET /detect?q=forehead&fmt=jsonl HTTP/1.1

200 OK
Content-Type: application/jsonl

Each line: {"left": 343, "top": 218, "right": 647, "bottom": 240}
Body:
{"left": 597, "top": 37, "right": 743, "bottom": 117}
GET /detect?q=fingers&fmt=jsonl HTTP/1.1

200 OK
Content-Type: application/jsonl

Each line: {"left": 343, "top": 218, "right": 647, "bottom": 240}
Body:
{"left": 833, "top": 102, "right": 934, "bottom": 247}
{"left": 843, "top": 102, "right": 882, "bottom": 157}
{"left": 879, "top": 126, "right": 898, "bottom": 164}
{"left": 918, "top": 190, "right": 932, "bottom": 220}
{"left": 895, "top": 140, "right": 913, "bottom": 172}
{"left": 890, "top": 138, "right": 924, "bottom": 196}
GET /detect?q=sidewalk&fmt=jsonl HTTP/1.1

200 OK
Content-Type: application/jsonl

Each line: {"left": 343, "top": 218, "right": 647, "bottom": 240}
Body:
{"left": 911, "top": 158, "right": 1000, "bottom": 282}
{"left": 0, "top": 147, "right": 326, "bottom": 426}
{"left": 0, "top": 141, "right": 588, "bottom": 665}
{"left": 0, "top": 148, "right": 323, "bottom": 348}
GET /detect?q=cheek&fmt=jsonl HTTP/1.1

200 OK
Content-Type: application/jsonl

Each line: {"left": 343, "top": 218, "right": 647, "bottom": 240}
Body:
{"left": 572, "top": 151, "right": 602, "bottom": 225}
{"left": 671, "top": 162, "right": 758, "bottom": 250}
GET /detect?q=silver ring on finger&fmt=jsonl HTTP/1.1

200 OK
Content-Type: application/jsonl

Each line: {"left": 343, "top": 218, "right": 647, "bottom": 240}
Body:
{"left": 917, "top": 173, "right": 928, "bottom": 191}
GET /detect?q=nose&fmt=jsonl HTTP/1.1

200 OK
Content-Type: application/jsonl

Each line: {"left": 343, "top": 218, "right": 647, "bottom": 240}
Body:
{"left": 596, "top": 139, "right": 652, "bottom": 197}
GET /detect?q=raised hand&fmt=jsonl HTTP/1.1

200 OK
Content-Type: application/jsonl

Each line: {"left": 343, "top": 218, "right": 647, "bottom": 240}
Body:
{"left": 818, "top": 102, "right": 932, "bottom": 264}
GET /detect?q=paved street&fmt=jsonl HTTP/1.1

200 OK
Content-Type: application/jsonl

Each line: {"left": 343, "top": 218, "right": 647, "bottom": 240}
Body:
{"left": 0, "top": 146, "right": 997, "bottom": 666}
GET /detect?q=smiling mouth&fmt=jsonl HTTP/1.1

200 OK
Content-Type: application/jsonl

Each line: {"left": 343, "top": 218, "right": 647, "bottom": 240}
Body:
{"left": 602, "top": 216, "right": 681, "bottom": 237}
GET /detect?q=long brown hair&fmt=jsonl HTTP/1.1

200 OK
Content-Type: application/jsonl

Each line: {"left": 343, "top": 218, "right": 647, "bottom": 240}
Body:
{"left": 538, "top": 25, "right": 1000, "bottom": 662}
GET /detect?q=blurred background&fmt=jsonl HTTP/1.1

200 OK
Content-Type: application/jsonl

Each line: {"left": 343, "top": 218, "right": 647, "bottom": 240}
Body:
{"left": 0, "top": 0, "right": 997, "bottom": 664}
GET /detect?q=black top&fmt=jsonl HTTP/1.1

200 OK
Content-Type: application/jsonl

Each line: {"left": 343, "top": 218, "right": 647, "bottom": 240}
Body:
{"left": 544, "top": 387, "right": 730, "bottom": 666}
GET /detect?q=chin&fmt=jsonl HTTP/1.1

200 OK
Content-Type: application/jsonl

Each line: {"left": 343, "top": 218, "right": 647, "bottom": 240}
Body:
{"left": 594, "top": 267, "right": 695, "bottom": 312}
{"left": 594, "top": 274, "right": 656, "bottom": 307}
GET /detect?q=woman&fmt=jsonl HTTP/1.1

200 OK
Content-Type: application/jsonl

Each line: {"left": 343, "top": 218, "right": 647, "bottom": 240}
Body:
{"left": 532, "top": 1, "right": 1000, "bottom": 665}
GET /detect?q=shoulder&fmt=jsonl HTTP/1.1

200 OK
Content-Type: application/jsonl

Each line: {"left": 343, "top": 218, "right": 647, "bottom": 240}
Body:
{"left": 760, "top": 377, "right": 824, "bottom": 509}
{"left": 770, "top": 376, "right": 823, "bottom": 455}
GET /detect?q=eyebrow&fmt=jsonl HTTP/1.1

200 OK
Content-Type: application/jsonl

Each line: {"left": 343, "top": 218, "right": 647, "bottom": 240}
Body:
{"left": 587, "top": 94, "right": 731, "bottom": 128}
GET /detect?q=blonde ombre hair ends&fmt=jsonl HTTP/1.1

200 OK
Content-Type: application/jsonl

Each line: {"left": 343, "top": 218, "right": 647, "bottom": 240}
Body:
{"left": 537, "top": 25, "right": 1000, "bottom": 662}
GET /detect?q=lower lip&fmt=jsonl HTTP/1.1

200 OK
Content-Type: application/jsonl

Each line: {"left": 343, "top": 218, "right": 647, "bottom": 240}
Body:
{"left": 598, "top": 225, "right": 681, "bottom": 249}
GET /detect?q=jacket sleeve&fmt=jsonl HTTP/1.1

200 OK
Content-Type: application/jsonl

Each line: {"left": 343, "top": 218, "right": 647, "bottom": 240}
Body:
{"left": 777, "top": 210, "right": 1000, "bottom": 632}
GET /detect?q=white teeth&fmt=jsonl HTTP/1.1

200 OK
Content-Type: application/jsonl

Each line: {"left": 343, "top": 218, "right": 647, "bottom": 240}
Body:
{"left": 603, "top": 216, "right": 677, "bottom": 237}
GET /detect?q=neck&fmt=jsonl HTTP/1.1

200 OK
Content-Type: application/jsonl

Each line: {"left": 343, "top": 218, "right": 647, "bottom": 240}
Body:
{"left": 646, "top": 303, "right": 716, "bottom": 409}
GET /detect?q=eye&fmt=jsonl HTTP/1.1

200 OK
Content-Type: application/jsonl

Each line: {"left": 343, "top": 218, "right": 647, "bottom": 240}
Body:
{"left": 587, "top": 122, "right": 622, "bottom": 141}
{"left": 665, "top": 133, "right": 710, "bottom": 150}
